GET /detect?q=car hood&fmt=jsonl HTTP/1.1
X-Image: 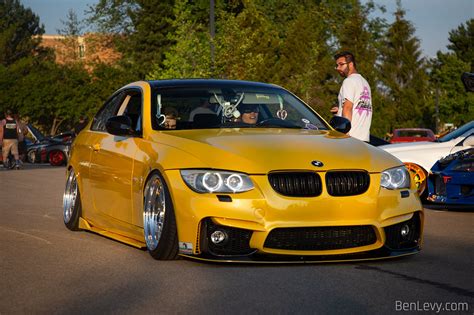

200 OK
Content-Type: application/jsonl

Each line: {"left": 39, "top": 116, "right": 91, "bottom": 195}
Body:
{"left": 152, "top": 128, "right": 402, "bottom": 173}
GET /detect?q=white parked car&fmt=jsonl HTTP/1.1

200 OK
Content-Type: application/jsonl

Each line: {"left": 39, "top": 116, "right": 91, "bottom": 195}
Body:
{"left": 380, "top": 120, "right": 474, "bottom": 195}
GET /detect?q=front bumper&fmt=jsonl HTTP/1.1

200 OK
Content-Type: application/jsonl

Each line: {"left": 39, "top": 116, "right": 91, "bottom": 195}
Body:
{"left": 427, "top": 172, "right": 474, "bottom": 206}
{"left": 165, "top": 170, "right": 424, "bottom": 262}
{"left": 184, "top": 212, "right": 422, "bottom": 262}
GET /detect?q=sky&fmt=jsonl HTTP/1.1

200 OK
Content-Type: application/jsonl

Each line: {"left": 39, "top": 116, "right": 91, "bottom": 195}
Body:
{"left": 21, "top": 0, "right": 473, "bottom": 59}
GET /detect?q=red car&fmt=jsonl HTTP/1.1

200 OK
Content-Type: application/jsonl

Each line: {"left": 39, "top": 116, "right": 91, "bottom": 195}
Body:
{"left": 390, "top": 128, "right": 436, "bottom": 143}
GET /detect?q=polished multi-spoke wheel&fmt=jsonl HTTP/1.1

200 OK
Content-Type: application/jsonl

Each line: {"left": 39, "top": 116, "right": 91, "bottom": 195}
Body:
{"left": 144, "top": 175, "right": 166, "bottom": 250}
{"left": 143, "top": 173, "right": 179, "bottom": 260}
{"left": 404, "top": 162, "right": 427, "bottom": 195}
{"left": 63, "top": 168, "right": 81, "bottom": 230}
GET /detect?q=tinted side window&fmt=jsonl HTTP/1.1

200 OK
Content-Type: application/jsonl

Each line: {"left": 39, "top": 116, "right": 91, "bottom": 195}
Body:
{"left": 91, "top": 92, "right": 124, "bottom": 132}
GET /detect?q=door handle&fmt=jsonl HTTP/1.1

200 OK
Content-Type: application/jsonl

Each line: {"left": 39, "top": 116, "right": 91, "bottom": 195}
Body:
{"left": 92, "top": 143, "right": 101, "bottom": 152}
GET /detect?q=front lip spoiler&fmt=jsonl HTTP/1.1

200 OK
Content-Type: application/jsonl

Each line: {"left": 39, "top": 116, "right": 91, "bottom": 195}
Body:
{"left": 179, "top": 246, "right": 421, "bottom": 264}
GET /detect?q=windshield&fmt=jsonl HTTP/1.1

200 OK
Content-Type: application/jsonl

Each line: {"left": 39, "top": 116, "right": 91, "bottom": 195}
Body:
{"left": 438, "top": 121, "right": 474, "bottom": 142}
{"left": 151, "top": 85, "right": 328, "bottom": 131}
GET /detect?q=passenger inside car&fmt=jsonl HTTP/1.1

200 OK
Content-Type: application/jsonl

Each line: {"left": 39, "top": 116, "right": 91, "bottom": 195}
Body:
{"left": 163, "top": 108, "right": 178, "bottom": 130}
{"left": 237, "top": 104, "right": 260, "bottom": 125}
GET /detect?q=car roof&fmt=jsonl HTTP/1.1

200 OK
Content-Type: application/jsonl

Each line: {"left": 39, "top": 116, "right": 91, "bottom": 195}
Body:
{"left": 147, "top": 79, "right": 283, "bottom": 90}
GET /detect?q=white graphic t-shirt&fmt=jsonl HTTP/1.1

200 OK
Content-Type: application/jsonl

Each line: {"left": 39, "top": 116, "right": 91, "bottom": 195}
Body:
{"left": 337, "top": 73, "right": 373, "bottom": 141}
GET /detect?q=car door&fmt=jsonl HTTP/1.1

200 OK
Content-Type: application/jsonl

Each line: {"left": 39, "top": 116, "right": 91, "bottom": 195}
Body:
{"left": 88, "top": 88, "right": 144, "bottom": 224}
{"left": 80, "top": 91, "right": 125, "bottom": 218}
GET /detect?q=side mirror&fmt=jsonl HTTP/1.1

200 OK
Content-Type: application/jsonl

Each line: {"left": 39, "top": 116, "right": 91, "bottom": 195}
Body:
{"left": 106, "top": 116, "right": 134, "bottom": 136}
{"left": 329, "top": 116, "right": 351, "bottom": 134}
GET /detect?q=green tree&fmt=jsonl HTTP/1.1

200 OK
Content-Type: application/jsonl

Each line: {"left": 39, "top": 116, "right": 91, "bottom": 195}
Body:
{"left": 58, "top": 9, "right": 84, "bottom": 36}
{"left": 447, "top": 19, "right": 474, "bottom": 72}
{"left": 0, "top": 0, "right": 44, "bottom": 66}
{"left": 270, "top": 2, "right": 334, "bottom": 113}
{"left": 429, "top": 53, "right": 473, "bottom": 128}
{"left": 2, "top": 59, "right": 90, "bottom": 134}
{"left": 377, "top": 2, "right": 428, "bottom": 135}
{"left": 147, "top": 0, "right": 212, "bottom": 79}
{"left": 0, "top": 56, "right": 134, "bottom": 134}
{"left": 213, "top": 1, "right": 279, "bottom": 82}
{"left": 87, "top": 0, "right": 175, "bottom": 78}
{"left": 56, "top": 9, "right": 86, "bottom": 63}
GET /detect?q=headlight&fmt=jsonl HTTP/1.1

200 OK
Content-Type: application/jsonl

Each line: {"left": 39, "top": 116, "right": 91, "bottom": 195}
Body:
{"left": 380, "top": 166, "right": 410, "bottom": 190}
{"left": 181, "top": 170, "right": 254, "bottom": 193}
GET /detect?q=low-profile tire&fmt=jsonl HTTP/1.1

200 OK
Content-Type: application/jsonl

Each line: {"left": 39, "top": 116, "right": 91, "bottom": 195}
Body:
{"left": 143, "top": 172, "right": 179, "bottom": 260}
{"left": 49, "top": 150, "right": 66, "bottom": 166}
{"left": 63, "top": 168, "right": 81, "bottom": 231}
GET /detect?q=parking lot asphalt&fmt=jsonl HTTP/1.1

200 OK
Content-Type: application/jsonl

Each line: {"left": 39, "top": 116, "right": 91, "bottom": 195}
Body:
{"left": 0, "top": 166, "right": 473, "bottom": 314}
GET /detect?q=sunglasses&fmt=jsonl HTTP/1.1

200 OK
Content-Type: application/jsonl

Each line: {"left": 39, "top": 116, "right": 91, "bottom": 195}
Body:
{"left": 242, "top": 107, "right": 259, "bottom": 113}
{"left": 335, "top": 61, "right": 350, "bottom": 69}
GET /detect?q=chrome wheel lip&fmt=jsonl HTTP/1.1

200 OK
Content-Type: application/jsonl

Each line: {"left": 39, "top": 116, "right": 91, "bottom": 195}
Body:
{"left": 143, "top": 175, "right": 166, "bottom": 251}
{"left": 63, "top": 169, "right": 77, "bottom": 224}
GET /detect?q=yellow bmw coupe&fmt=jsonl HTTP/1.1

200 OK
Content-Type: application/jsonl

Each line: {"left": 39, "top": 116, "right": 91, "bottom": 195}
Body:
{"left": 64, "top": 79, "right": 423, "bottom": 262}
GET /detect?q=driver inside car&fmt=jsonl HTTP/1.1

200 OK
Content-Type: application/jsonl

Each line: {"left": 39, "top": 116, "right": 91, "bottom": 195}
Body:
{"left": 238, "top": 104, "right": 260, "bottom": 124}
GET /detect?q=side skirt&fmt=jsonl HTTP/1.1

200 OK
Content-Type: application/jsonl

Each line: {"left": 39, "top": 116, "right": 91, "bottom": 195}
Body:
{"left": 78, "top": 217, "right": 146, "bottom": 248}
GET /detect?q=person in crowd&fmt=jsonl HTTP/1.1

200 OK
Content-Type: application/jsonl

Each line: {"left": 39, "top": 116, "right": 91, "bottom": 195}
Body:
{"left": 330, "top": 51, "right": 372, "bottom": 142}
{"left": 0, "top": 110, "right": 22, "bottom": 169}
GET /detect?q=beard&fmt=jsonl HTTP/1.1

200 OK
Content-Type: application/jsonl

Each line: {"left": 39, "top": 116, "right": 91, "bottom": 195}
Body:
{"left": 338, "top": 68, "right": 349, "bottom": 78}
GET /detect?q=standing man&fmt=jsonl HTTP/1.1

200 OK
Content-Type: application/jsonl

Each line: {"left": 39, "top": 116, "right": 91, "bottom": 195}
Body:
{"left": 331, "top": 51, "right": 372, "bottom": 142}
{"left": 0, "top": 110, "right": 21, "bottom": 169}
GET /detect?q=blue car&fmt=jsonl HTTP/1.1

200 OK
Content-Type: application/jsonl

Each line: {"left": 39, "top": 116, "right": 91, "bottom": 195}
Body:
{"left": 427, "top": 148, "right": 474, "bottom": 209}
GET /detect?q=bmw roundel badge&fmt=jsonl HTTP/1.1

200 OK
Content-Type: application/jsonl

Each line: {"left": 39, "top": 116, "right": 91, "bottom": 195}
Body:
{"left": 311, "top": 160, "right": 324, "bottom": 167}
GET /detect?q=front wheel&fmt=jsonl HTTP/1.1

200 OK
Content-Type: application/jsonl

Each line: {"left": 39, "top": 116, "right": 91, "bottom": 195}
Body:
{"left": 63, "top": 168, "right": 81, "bottom": 231}
{"left": 404, "top": 162, "right": 427, "bottom": 197}
{"left": 143, "top": 172, "right": 179, "bottom": 260}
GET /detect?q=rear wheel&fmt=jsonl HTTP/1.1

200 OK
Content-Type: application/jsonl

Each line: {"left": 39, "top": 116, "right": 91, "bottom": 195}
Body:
{"left": 63, "top": 168, "right": 81, "bottom": 231}
{"left": 143, "top": 172, "right": 179, "bottom": 260}
{"left": 49, "top": 150, "right": 66, "bottom": 166}
{"left": 404, "top": 162, "right": 427, "bottom": 198}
